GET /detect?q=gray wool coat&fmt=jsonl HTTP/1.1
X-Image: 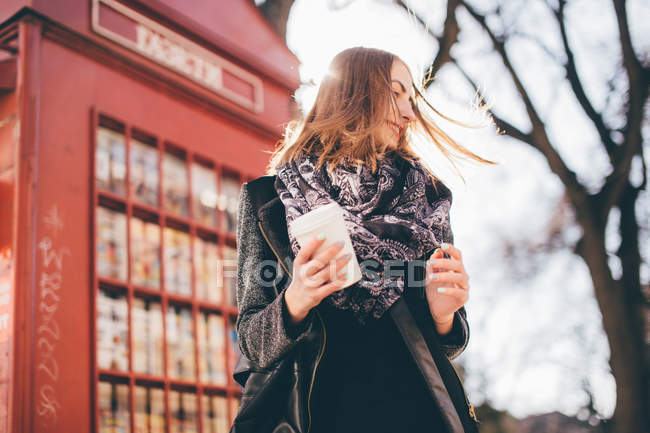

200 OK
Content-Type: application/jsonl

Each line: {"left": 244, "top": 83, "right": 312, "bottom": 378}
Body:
{"left": 234, "top": 177, "right": 470, "bottom": 370}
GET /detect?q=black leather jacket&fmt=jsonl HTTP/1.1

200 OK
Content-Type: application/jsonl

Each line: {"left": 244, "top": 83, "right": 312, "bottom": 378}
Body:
{"left": 231, "top": 175, "right": 479, "bottom": 433}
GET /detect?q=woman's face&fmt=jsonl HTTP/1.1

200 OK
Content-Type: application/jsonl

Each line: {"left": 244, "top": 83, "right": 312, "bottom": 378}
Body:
{"left": 379, "top": 59, "right": 416, "bottom": 149}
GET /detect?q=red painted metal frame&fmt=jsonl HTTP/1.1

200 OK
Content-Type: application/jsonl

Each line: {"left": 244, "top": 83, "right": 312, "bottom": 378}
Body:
{"left": 3, "top": 2, "right": 293, "bottom": 431}
{"left": 13, "top": 18, "right": 40, "bottom": 433}
{"left": 0, "top": 22, "right": 19, "bottom": 433}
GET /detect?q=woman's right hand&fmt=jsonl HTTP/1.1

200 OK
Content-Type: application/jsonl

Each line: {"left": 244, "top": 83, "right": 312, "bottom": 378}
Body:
{"left": 284, "top": 235, "right": 352, "bottom": 324}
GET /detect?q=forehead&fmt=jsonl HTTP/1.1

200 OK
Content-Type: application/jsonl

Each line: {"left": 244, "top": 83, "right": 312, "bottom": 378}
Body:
{"left": 390, "top": 60, "right": 414, "bottom": 97}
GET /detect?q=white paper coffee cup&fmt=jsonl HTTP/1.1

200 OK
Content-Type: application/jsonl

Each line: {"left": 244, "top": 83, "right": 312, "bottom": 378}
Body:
{"left": 288, "top": 202, "right": 362, "bottom": 288}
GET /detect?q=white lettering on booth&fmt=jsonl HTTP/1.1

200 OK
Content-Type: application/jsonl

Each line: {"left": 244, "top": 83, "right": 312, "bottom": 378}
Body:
{"left": 36, "top": 205, "right": 70, "bottom": 426}
{"left": 135, "top": 25, "right": 222, "bottom": 92}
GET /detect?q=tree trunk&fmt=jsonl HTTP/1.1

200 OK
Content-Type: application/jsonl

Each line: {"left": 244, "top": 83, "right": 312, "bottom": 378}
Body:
{"left": 577, "top": 186, "right": 650, "bottom": 433}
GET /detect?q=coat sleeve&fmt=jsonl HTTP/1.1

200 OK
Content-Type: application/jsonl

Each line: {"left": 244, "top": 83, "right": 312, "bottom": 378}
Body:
{"left": 406, "top": 256, "right": 470, "bottom": 360}
{"left": 436, "top": 306, "right": 469, "bottom": 360}
{"left": 234, "top": 182, "right": 317, "bottom": 369}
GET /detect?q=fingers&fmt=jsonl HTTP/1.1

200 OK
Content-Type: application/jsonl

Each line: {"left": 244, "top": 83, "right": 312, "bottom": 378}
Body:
{"left": 439, "top": 243, "right": 462, "bottom": 261}
{"left": 434, "top": 286, "right": 469, "bottom": 303}
{"left": 426, "top": 245, "right": 470, "bottom": 291}
{"left": 427, "top": 244, "right": 466, "bottom": 282}
{"left": 426, "top": 258, "right": 463, "bottom": 274}
{"left": 312, "top": 240, "right": 346, "bottom": 268}
{"left": 289, "top": 236, "right": 352, "bottom": 314}
{"left": 301, "top": 240, "right": 346, "bottom": 277}
{"left": 429, "top": 247, "right": 444, "bottom": 260}
{"left": 427, "top": 271, "right": 469, "bottom": 290}
{"left": 294, "top": 234, "right": 327, "bottom": 265}
{"left": 309, "top": 252, "right": 352, "bottom": 286}
{"left": 428, "top": 243, "right": 462, "bottom": 261}
{"left": 316, "top": 267, "right": 349, "bottom": 296}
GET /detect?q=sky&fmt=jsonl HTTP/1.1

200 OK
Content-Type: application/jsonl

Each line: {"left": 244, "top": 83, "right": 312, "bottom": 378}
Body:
{"left": 277, "top": 0, "right": 650, "bottom": 420}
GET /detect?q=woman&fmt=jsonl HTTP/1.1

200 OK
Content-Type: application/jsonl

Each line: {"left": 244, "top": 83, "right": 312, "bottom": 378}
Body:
{"left": 234, "top": 47, "right": 496, "bottom": 433}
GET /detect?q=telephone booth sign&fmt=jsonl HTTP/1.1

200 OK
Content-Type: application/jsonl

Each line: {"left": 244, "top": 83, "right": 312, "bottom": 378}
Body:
{"left": 0, "top": 1, "right": 300, "bottom": 432}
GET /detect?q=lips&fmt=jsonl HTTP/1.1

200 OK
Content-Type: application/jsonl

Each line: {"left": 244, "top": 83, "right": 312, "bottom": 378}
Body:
{"left": 387, "top": 121, "right": 404, "bottom": 138}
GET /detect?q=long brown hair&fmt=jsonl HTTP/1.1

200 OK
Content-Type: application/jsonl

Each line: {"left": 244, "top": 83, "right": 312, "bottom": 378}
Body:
{"left": 266, "top": 47, "right": 498, "bottom": 186}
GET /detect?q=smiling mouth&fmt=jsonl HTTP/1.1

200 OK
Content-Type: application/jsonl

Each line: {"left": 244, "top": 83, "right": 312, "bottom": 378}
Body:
{"left": 387, "top": 121, "right": 403, "bottom": 138}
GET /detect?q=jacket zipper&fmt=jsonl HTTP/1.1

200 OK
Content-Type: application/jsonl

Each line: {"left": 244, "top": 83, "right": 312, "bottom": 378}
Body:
{"left": 448, "top": 361, "right": 479, "bottom": 424}
{"left": 258, "top": 222, "right": 327, "bottom": 433}
{"left": 306, "top": 310, "right": 326, "bottom": 433}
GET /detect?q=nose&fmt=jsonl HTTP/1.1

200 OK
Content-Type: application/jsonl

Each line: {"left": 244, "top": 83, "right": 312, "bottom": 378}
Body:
{"left": 399, "top": 99, "right": 415, "bottom": 123}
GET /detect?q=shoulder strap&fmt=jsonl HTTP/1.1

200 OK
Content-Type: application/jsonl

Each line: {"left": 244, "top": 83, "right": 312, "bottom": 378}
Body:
{"left": 389, "top": 297, "right": 466, "bottom": 433}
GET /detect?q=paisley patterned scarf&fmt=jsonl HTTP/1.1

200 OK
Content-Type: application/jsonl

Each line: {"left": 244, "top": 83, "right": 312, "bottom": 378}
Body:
{"left": 274, "top": 150, "right": 453, "bottom": 325}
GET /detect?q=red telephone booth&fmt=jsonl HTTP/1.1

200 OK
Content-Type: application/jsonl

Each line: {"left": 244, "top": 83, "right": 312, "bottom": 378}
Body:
{"left": 0, "top": 1, "right": 300, "bottom": 432}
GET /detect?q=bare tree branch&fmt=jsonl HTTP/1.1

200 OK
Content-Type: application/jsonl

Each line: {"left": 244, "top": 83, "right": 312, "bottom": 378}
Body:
{"left": 395, "top": 0, "right": 461, "bottom": 89}
{"left": 553, "top": 0, "right": 618, "bottom": 158}
{"left": 450, "top": 57, "right": 533, "bottom": 144}
{"left": 457, "top": 0, "right": 590, "bottom": 209}
{"left": 456, "top": 2, "right": 541, "bottom": 132}
{"left": 394, "top": 0, "right": 532, "bottom": 144}
{"left": 613, "top": 0, "right": 646, "bottom": 84}
{"left": 396, "top": 0, "right": 589, "bottom": 210}
{"left": 597, "top": 0, "right": 650, "bottom": 220}
{"left": 394, "top": 0, "right": 439, "bottom": 37}
{"left": 509, "top": 29, "right": 563, "bottom": 64}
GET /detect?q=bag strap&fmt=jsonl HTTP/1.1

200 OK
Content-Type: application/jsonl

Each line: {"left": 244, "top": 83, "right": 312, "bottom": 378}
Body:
{"left": 389, "top": 297, "right": 466, "bottom": 433}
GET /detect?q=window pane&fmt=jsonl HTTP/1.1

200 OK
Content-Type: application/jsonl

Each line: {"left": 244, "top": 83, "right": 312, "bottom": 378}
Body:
{"left": 130, "top": 217, "right": 160, "bottom": 289}
{"left": 130, "top": 139, "right": 159, "bottom": 207}
{"left": 163, "top": 153, "right": 189, "bottom": 218}
{"left": 194, "top": 237, "right": 220, "bottom": 303}
{"left": 213, "top": 395, "right": 229, "bottom": 433}
{"left": 227, "top": 318, "right": 240, "bottom": 383}
{"left": 166, "top": 305, "right": 195, "bottom": 380}
{"left": 198, "top": 312, "right": 227, "bottom": 385}
{"left": 169, "top": 391, "right": 198, "bottom": 433}
{"left": 219, "top": 175, "right": 240, "bottom": 234}
{"left": 191, "top": 163, "right": 217, "bottom": 227}
{"left": 230, "top": 396, "right": 241, "bottom": 428}
{"left": 163, "top": 228, "right": 191, "bottom": 296}
{"left": 96, "top": 127, "right": 126, "bottom": 195}
{"left": 98, "top": 381, "right": 130, "bottom": 431}
{"left": 150, "top": 388, "right": 166, "bottom": 432}
{"left": 96, "top": 207, "right": 127, "bottom": 281}
{"left": 201, "top": 395, "right": 213, "bottom": 432}
{"left": 221, "top": 245, "right": 237, "bottom": 306}
{"left": 132, "top": 298, "right": 163, "bottom": 376}
{"left": 96, "top": 290, "right": 128, "bottom": 371}
{"left": 134, "top": 386, "right": 148, "bottom": 433}
{"left": 202, "top": 394, "right": 231, "bottom": 433}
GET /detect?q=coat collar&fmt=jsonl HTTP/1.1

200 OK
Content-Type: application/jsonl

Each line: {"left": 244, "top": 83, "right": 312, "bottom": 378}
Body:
{"left": 256, "top": 187, "right": 295, "bottom": 276}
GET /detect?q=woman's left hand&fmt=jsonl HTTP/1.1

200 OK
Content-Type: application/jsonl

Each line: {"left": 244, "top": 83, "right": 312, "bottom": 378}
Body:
{"left": 425, "top": 243, "right": 470, "bottom": 326}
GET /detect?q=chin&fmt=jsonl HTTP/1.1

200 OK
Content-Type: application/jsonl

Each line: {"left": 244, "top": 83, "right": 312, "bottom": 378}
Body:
{"left": 382, "top": 135, "right": 397, "bottom": 148}
{"left": 376, "top": 132, "right": 399, "bottom": 151}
